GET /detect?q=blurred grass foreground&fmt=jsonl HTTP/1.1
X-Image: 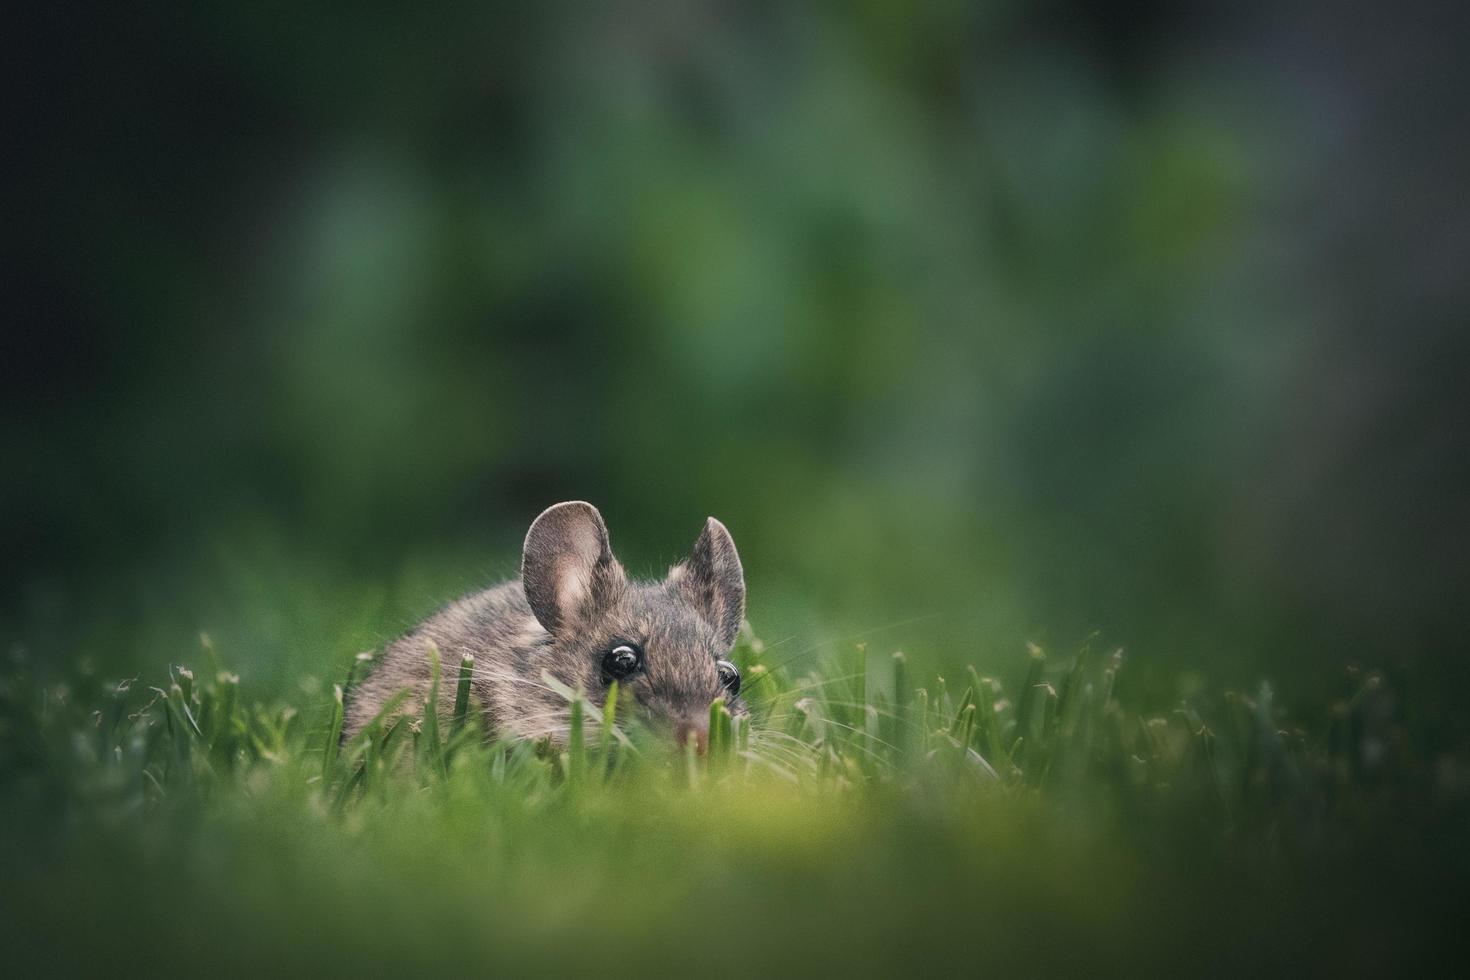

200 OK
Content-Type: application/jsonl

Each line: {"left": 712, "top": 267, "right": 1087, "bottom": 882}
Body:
{"left": 2, "top": 628, "right": 1464, "bottom": 976}
{"left": 4, "top": 1, "right": 1470, "bottom": 977}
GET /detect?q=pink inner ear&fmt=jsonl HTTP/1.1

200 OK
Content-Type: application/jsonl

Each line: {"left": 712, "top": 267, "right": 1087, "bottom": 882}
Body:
{"left": 555, "top": 555, "right": 593, "bottom": 619}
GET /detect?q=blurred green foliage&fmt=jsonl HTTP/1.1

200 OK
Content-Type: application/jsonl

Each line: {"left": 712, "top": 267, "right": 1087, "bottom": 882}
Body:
{"left": 5, "top": 5, "right": 1468, "bottom": 725}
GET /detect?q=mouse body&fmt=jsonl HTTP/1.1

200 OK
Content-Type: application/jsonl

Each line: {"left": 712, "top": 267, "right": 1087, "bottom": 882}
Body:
{"left": 344, "top": 502, "right": 748, "bottom": 752}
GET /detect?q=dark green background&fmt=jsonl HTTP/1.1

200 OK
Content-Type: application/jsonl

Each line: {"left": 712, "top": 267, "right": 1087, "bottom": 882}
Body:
{"left": 5, "top": 2, "right": 1467, "bottom": 732}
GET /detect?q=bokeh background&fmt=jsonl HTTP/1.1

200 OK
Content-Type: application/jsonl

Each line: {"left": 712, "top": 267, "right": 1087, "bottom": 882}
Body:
{"left": 5, "top": 2, "right": 1467, "bottom": 737}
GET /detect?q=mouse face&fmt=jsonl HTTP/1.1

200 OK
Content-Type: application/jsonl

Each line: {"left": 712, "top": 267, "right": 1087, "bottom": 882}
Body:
{"left": 521, "top": 502, "right": 748, "bottom": 752}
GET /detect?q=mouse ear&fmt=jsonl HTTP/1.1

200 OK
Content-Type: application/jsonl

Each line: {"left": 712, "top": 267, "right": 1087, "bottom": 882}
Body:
{"left": 522, "top": 502, "right": 626, "bottom": 636}
{"left": 669, "top": 517, "right": 746, "bottom": 649}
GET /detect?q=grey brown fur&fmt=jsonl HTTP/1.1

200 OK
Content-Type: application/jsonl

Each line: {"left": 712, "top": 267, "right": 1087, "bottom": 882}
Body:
{"left": 343, "top": 502, "right": 749, "bottom": 747}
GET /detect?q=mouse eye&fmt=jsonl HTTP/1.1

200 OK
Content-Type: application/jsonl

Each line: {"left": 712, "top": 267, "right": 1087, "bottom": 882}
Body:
{"left": 602, "top": 643, "right": 643, "bottom": 683}
{"left": 716, "top": 659, "right": 740, "bottom": 697}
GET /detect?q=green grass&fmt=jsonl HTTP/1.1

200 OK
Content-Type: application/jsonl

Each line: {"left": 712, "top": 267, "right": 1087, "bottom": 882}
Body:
{"left": 0, "top": 627, "right": 1464, "bottom": 978}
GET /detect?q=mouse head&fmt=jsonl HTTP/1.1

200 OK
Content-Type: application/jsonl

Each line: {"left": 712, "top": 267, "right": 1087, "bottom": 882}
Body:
{"left": 522, "top": 501, "right": 748, "bottom": 752}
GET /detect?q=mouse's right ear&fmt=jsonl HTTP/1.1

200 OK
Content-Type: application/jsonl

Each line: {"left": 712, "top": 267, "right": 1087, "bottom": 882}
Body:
{"left": 522, "top": 501, "right": 626, "bottom": 636}
{"left": 668, "top": 516, "right": 745, "bottom": 650}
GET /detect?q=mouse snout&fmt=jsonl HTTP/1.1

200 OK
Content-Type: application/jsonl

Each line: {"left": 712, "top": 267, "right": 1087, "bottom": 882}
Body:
{"left": 673, "top": 717, "right": 709, "bottom": 755}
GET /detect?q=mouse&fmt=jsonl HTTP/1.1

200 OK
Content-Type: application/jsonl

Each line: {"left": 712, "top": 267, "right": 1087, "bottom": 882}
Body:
{"left": 343, "top": 501, "right": 748, "bottom": 753}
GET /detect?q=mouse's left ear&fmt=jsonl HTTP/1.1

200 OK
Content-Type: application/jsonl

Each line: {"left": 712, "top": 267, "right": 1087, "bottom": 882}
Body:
{"left": 669, "top": 517, "right": 746, "bottom": 649}
{"left": 523, "top": 502, "right": 627, "bottom": 636}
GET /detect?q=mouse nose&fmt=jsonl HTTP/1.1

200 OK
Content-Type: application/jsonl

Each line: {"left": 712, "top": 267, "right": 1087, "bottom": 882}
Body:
{"left": 673, "top": 718, "right": 709, "bottom": 755}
